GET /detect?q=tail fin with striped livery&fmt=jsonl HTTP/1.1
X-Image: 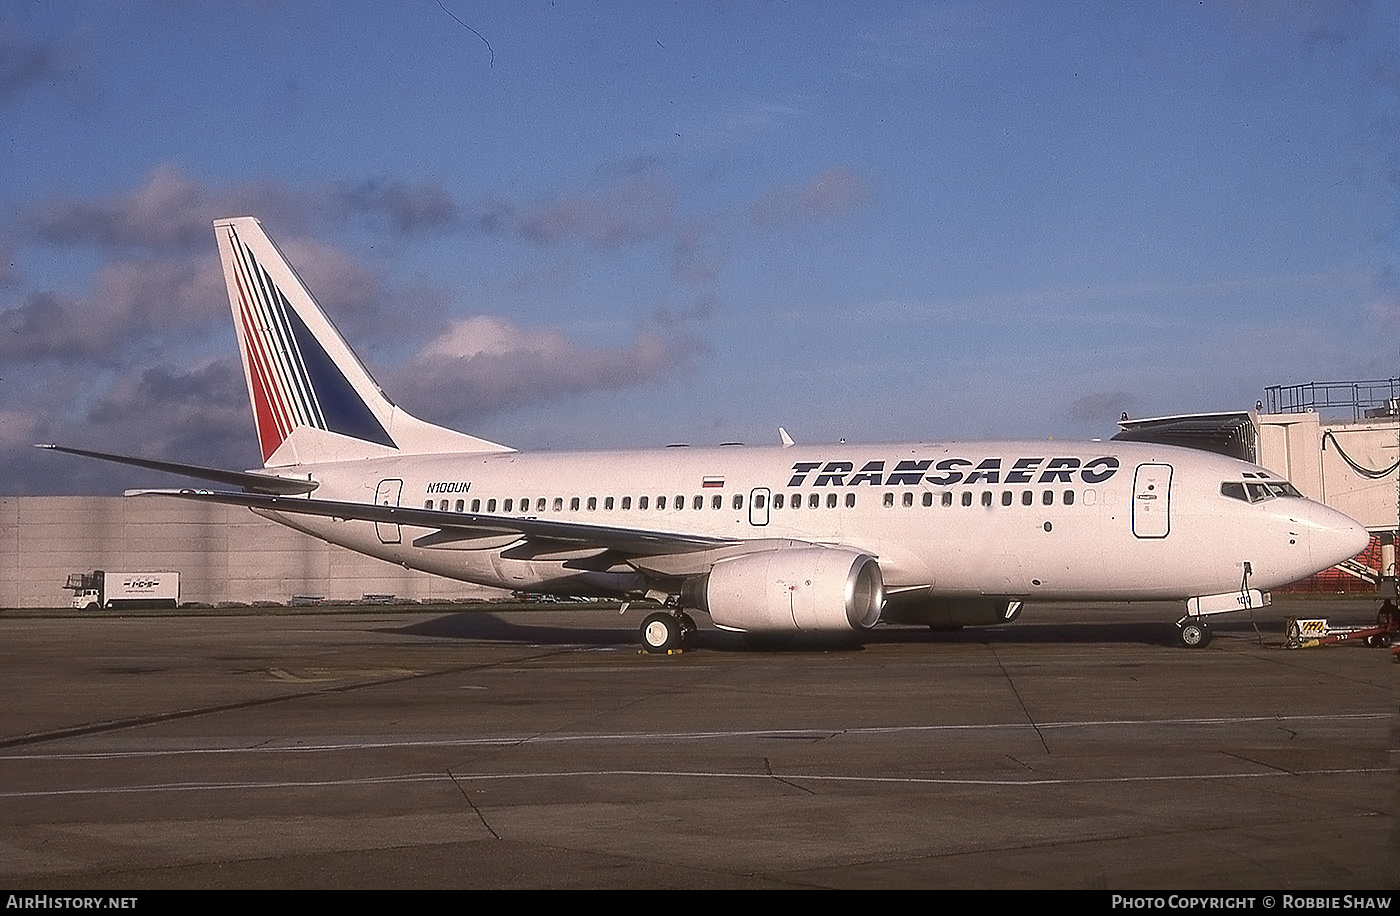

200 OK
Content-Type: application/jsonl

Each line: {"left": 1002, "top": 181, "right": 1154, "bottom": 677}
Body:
{"left": 214, "top": 217, "right": 512, "bottom": 467}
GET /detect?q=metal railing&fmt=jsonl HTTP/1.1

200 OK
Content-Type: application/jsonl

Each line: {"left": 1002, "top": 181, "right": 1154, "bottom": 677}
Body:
{"left": 1263, "top": 379, "right": 1400, "bottom": 421}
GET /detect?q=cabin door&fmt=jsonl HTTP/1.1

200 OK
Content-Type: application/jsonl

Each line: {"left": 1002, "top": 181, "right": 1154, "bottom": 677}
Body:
{"left": 1132, "top": 464, "right": 1172, "bottom": 539}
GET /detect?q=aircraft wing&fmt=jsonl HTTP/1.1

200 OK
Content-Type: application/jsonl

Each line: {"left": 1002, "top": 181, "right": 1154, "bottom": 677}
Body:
{"left": 126, "top": 487, "right": 739, "bottom": 557}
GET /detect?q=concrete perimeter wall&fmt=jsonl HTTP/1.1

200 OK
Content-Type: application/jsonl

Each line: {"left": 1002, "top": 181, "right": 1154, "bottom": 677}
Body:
{"left": 0, "top": 497, "right": 505, "bottom": 608}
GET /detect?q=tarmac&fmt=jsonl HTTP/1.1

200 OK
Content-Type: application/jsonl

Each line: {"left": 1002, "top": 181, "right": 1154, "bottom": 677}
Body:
{"left": 0, "top": 597, "right": 1395, "bottom": 889}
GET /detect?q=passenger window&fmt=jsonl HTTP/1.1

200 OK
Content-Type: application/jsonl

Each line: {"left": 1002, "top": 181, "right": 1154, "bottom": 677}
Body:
{"left": 1000, "top": 491, "right": 1012, "bottom": 507}
{"left": 1042, "top": 491, "right": 1053, "bottom": 506}
{"left": 424, "top": 500, "right": 433, "bottom": 509}
{"left": 569, "top": 497, "right": 579, "bottom": 511}
{"left": 826, "top": 493, "right": 837, "bottom": 508}
{"left": 983, "top": 492, "right": 994, "bottom": 507}
{"left": 455, "top": 499, "right": 464, "bottom": 512}
{"left": 808, "top": 493, "right": 819, "bottom": 508}
{"left": 605, "top": 497, "right": 614, "bottom": 510}
{"left": 537, "top": 498, "right": 547, "bottom": 512}
{"left": 622, "top": 497, "right": 632, "bottom": 510}
{"left": 733, "top": 494, "right": 744, "bottom": 510}
{"left": 962, "top": 491, "right": 973, "bottom": 507}
{"left": 773, "top": 493, "right": 784, "bottom": 509}
{"left": 587, "top": 497, "right": 596, "bottom": 510}
{"left": 693, "top": 496, "right": 703, "bottom": 510}
{"left": 884, "top": 492, "right": 895, "bottom": 508}
{"left": 902, "top": 492, "right": 914, "bottom": 507}
{"left": 713, "top": 495, "right": 723, "bottom": 509}
{"left": 845, "top": 493, "right": 856, "bottom": 508}
{"left": 1063, "top": 490, "right": 1074, "bottom": 506}
{"left": 753, "top": 494, "right": 765, "bottom": 509}
{"left": 942, "top": 492, "right": 952, "bottom": 507}
{"left": 657, "top": 496, "right": 666, "bottom": 510}
{"left": 922, "top": 492, "right": 933, "bottom": 507}
{"left": 503, "top": 499, "right": 513, "bottom": 512}
{"left": 639, "top": 496, "right": 649, "bottom": 510}
{"left": 487, "top": 498, "right": 497, "bottom": 512}
{"left": 471, "top": 498, "right": 481, "bottom": 512}
{"left": 1022, "top": 491, "right": 1033, "bottom": 506}
{"left": 553, "top": 497, "right": 563, "bottom": 511}
{"left": 675, "top": 494, "right": 684, "bottom": 508}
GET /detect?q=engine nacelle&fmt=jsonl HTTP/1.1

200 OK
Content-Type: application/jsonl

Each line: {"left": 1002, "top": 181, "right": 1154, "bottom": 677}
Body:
{"left": 881, "top": 592, "right": 1024, "bottom": 628}
{"left": 684, "top": 546, "right": 884, "bottom": 633}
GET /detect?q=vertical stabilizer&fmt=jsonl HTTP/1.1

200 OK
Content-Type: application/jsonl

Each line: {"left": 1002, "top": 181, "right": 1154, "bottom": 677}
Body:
{"left": 215, "top": 217, "right": 513, "bottom": 466}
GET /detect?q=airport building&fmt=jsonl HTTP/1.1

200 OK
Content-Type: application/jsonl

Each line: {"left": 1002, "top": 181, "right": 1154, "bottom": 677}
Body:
{"left": 0, "top": 496, "right": 504, "bottom": 609}
{"left": 3, "top": 379, "right": 1396, "bottom": 610}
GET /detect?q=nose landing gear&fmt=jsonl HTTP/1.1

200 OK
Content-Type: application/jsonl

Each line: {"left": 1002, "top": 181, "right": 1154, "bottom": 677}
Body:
{"left": 1176, "top": 617, "right": 1212, "bottom": 648}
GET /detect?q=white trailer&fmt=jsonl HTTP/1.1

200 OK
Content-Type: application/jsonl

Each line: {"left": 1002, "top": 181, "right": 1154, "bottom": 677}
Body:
{"left": 65, "top": 570, "right": 180, "bottom": 609}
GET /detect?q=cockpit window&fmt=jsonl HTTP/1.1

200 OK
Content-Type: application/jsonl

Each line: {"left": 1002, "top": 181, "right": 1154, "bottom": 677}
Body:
{"left": 1221, "top": 480, "right": 1303, "bottom": 503}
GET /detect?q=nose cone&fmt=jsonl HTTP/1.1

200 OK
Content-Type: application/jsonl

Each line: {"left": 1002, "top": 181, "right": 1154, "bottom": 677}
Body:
{"left": 1310, "top": 507, "right": 1371, "bottom": 570}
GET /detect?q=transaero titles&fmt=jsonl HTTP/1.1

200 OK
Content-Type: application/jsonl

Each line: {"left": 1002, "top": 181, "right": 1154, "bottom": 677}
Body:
{"left": 787, "top": 456, "right": 1121, "bottom": 488}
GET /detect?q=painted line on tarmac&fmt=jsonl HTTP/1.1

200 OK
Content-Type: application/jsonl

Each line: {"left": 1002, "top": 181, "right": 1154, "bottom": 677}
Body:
{"left": 0, "top": 712, "right": 1386, "bottom": 761}
{"left": 0, "top": 765, "right": 1388, "bottom": 799}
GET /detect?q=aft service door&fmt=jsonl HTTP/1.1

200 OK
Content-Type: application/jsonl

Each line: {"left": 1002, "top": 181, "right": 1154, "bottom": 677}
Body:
{"left": 1132, "top": 463, "right": 1172, "bottom": 539}
{"left": 375, "top": 478, "right": 403, "bottom": 544}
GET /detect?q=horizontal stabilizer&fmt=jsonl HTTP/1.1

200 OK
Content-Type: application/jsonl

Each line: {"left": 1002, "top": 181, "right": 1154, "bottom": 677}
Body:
{"left": 38, "top": 444, "right": 318, "bottom": 495}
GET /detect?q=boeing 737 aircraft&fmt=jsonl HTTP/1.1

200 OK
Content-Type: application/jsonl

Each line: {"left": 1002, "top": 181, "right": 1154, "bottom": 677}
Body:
{"left": 43, "top": 217, "right": 1370, "bottom": 651}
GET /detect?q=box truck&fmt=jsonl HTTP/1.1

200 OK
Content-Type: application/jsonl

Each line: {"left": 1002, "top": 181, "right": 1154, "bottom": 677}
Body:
{"left": 65, "top": 570, "right": 180, "bottom": 609}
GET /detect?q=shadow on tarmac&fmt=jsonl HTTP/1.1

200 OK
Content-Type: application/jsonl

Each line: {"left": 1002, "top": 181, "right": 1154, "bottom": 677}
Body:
{"left": 385, "top": 610, "right": 1294, "bottom": 653}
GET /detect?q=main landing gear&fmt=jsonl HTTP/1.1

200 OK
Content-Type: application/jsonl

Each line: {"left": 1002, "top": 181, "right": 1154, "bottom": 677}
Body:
{"left": 640, "top": 611, "right": 697, "bottom": 653}
{"left": 1176, "top": 616, "right": 1212, "bottom": 648}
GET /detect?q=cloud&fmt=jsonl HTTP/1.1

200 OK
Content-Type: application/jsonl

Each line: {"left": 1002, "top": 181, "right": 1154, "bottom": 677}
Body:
{"left": 747, "top": 167, "right": 872, "bottom": 228}
{"left": 22, "top": 164, "right": 468, "bottom": 253}
{"left": 324, "top": 178, "right": 464, "bottom": 235}
{"left": 0, "top": 236, "right": 19, "bottom": 286}
{"left": 0, "top": 163, "right": 736, "bottom": 491}
{"left": 499, "top": 166, "right": 677, "bottom": 248}
{"left": 24, "top": 165, "right": 305, "bottom": 252}
{"left": 0, "top": 407, "right": 42, "bottom": 455}
{"left": 273, "top": 236, "right": 449, "bottom": 352}
{"left": 83, "top": 359, "right": 259, "bottom": 470}
{"left": 0, "top": 25, "right": 85, "bottom": 106}
{"left": 2, "top": 359, "right": 260, "bottom": 494}
{"left": 1367, "top": 292, "right": 1400, "bottom": 328}
{"left": 0, "top": 254, "right": 224, "bottom": 365}
{"left": 1068, "top": 391, "right": 1141, "bottom": 424}
{"left": 395, "top": 314, "right": 694, "bottom": 425}
{"left": 672, "top": 216, "right": 730, "bottom": 284}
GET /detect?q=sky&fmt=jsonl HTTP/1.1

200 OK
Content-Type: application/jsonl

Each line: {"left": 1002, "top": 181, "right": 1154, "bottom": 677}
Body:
{"left": 1, "top": 1, "right": 1397, "bottom": 494}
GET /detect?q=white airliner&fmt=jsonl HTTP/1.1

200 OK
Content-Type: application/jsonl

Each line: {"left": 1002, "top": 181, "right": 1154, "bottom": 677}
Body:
{"left": 43, "top": 217, "right": 1370, "bottom": 651}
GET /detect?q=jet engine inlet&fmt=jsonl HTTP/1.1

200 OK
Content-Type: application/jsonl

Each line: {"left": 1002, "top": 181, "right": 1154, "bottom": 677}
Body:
{"left": 686, "top": 546, "right": 884, "bottom": 633}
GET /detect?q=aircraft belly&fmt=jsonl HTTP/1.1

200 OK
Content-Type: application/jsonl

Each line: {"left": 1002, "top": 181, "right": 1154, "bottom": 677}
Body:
{"left": 258, "top": 511, "right": 513, "bottom": 589}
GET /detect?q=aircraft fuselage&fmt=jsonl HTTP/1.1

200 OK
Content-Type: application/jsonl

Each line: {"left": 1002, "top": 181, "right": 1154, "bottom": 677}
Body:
{"left": 257, "top": 439, "right": 1365, "bottom": 605}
